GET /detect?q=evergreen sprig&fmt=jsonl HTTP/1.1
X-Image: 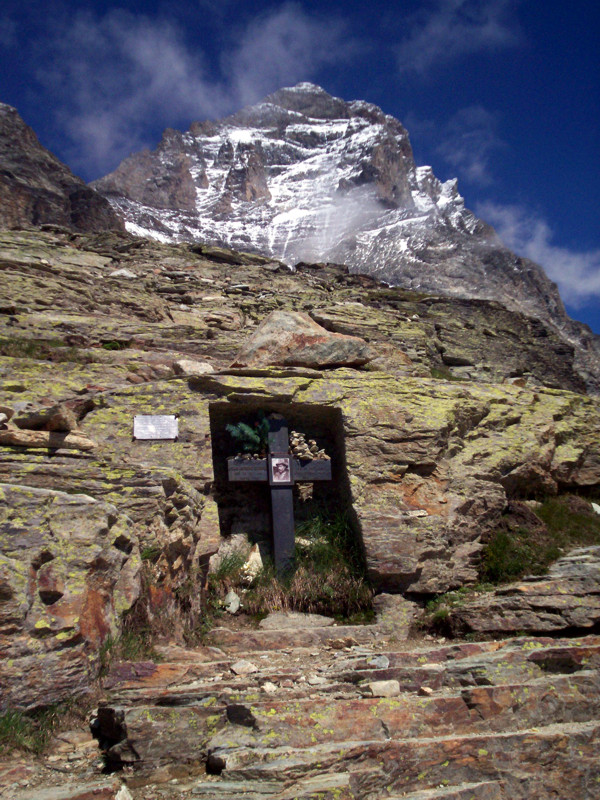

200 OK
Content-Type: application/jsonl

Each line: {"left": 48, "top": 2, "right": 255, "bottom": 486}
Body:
{"left": 226, "top": 412, "right": 270, "bottom": 454}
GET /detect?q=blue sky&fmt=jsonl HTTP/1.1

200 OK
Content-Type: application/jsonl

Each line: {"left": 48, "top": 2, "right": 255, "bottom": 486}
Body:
{"left": 2, "top": 0, "right": 599, "bottom": 332}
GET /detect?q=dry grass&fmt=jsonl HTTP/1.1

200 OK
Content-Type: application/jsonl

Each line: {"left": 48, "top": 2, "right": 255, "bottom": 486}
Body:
{"left": 207, "top": 512, "right": 373, "bottom": 620}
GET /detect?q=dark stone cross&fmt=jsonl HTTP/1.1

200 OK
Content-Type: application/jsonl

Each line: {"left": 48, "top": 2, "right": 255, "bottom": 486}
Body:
{"left": 227, "top": 417, "right": 332, "bottom": 573}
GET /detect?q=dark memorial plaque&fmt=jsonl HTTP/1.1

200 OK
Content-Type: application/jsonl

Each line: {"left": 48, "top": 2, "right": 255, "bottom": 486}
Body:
{"left": 293, "top": 459, "right": 332, "bottom": 481}
{"left": 227, "top": 416, "right": 332, "bottom": 573}
{"left": 227, "top": 459, "right": 268, "bottom": 482}
{"left": 133, "top": 415, "right": 179, "bottom": 440}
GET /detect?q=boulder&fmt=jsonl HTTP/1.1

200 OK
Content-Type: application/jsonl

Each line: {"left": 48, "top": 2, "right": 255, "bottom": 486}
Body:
{"left": 0, "top": 484, "right": 141, "bottom": 710}
{"left": 230, "top": 310, "right": 372, "bottom": 369}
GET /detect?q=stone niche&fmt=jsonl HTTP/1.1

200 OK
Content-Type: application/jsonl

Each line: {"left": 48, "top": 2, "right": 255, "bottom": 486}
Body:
{"left": 208, "top": 401, "right": 354, "bottom": 558}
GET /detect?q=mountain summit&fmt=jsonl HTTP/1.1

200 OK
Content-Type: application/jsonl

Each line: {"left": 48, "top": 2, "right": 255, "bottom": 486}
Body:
{"left": 92, "top": 84, "right": 600, "bottom": 389}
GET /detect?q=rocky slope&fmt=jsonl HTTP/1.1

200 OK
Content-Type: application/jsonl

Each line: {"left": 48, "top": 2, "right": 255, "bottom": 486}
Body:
{"left": 3, "top": 625, "right": 600, "bottom": 799}
{"left": 1, "top": 228, "right": 599, "bottom": 799}
{"left": 91, "top": 83, "right": 600, "bottom": 391}
{"left": 1, "top": 227, "right": 599, "bottom": 699}
{"left": 0, "top": 104, "right": 123, "bottom": 234}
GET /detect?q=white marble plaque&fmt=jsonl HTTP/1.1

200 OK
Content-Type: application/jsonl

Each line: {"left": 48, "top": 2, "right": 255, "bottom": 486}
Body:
{"left": 133, "top": 415, "right": 179, "bottom": 440}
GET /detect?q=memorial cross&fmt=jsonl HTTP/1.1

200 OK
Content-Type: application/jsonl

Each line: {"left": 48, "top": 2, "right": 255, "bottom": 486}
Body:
{"left": 227, "top": 417, "right": 332, "bottom": 573}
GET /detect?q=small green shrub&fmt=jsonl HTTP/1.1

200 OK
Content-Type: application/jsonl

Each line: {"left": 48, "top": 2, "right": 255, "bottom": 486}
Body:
{"left": 481, "top": 495, "right": 600, "bottom": 584}
{"left": 536, "top": 496, "right": 600, "bottom": 546}
{"left": 481, "top": 527, "right": 551, "bottom": 583}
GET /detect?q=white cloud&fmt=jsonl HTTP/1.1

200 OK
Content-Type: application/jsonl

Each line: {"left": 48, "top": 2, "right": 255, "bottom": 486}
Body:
{"left": 36, "top": 5, "right": 348, "bottom": 177}
{"left": 477, "top": 201, "right": 600, "bottom": 306}
{"left": 225, "top": 4, "right": 349, "bottom": 107}
{"left": 436, "top": 106, "right": 505, "bottom": 185}
{"left": 397, "top": 0, "right": 522, "bottom": 75}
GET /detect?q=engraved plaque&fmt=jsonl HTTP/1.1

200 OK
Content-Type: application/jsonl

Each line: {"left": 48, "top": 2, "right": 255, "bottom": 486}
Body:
{"left": 292, "top": 459, "right": 332, "bottom": 481}
{"left": 133, "top": 415, "right": 179, "bottom": 440}
{"left": 227, "top": 458, "right": 268, "bottom": 482}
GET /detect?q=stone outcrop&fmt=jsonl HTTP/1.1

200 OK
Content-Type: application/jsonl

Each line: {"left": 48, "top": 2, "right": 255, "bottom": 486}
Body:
{"left": 230, "top": 309, "right": 372, "bottom": 369}
{"left": 0, "top": 484, "right": 141, "bottom": 710}
{"left": 0, "top": 103, "right": 124, "bottom": 233}
{"left": 89, "top": 624, "right": 600, "bottom": 799}
{"left": 446, "top": 546, "right": 600, "bottom": 635}
{"left": 0, "top": 230, "right": 599, "bottom": 798}
{"left": 0, "top": 229, "right": 599, "bottom": 708}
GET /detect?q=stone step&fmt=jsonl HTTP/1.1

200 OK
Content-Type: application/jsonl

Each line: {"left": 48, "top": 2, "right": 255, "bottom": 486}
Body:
{"left": 388, "top": 781, "right": 503, "bottom": 800}
{"left": 187, "top": 773, "right": 353, "bottom": 799}
{"left": 94, "top": 699, "right": 226, "bottom": 769}
{"left": 96, "top": 671, "right": 600, "bottom": 769}
{"left": 205, "top": 623, "right": 381, "bottom": 653}
{"left": 330, "top": 637, "right": 600, "bottom": 689}
{"left": 101, "top": 637, "right": 600, "bottom": 710}
{"left": 207, "top": 671, "right": 599, "bottom": 751}
{"left": 219, "top": 720, "right": 600, "bottom": 799}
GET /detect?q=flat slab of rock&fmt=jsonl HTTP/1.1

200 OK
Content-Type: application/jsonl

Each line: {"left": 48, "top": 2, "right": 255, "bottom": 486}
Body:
{"left": 258, "top": 611, "right": 336, "bottom": 630}
{"left": 230, "top": 310, "right": 372, "bottom": 369}
{"left": 374, "top": 593, "right": 420, "bottom": 638}
{"left": 230, "top": 659, "right": 260, "bottom": 675}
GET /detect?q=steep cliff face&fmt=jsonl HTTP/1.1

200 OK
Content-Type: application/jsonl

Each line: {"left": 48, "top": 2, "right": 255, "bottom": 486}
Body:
{"left": 0, "top": 103, "right": 124, "bottom": 233}
{"left": 91, "top": 83, "right": 600, "bottom": 390}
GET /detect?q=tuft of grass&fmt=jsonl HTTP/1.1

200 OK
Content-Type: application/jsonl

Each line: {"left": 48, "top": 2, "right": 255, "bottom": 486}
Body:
{"left": 430, "top": 366, "right": 463, "bottom": 381}
{"left": 140, "top": 545, "right": 162, "bottom": 562}
{"left": 211, "top": 550, "right": 248, "bottom": 583}
{"left": 0, "top": 701, "right": 81, "bottom": 756}
{"left": 422, "top": 584, "right": 495, "bottom": 633}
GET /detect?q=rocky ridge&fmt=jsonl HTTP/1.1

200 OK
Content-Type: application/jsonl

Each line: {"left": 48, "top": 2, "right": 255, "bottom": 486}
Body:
{"left": 0, "top": 104, "right": 123, "bottom": 234}
{"left": 90, "top": 83, "right": 600, "bottom": 392}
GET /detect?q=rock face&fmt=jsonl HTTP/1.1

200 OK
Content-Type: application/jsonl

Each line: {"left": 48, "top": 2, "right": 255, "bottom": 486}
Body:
{"left": 0, "top": 103, "right": 123, "bottom": 233}
{"left": 0, "top": 484, "right": 140, "bottom": 711}
{"left": 230, "top": 309, "right": 372, "bottom": 369}
{"left": 0, "top": 229, "right": 599, "bottom": 709}
{"left": 91, "top": 83, "right": 600, "bottom": 391}
{"left": 0, "top": 233, "right": 600, "bottom": 608}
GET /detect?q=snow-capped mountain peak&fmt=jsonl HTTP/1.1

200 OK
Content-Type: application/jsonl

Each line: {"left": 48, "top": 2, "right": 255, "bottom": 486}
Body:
{"left": 92, "top": 83, "right": 588, "bottom": 369}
